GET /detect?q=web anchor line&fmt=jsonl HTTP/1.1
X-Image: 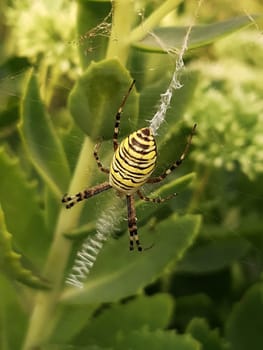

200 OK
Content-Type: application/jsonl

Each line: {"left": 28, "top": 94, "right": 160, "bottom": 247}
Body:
{"left": 149, "top": 0, "right": 204, "bottom": 135}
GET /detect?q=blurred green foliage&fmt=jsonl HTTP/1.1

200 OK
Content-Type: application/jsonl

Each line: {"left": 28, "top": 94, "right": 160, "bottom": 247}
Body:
{"left": 0, "top": 0, "right": 263, "bottom": 349}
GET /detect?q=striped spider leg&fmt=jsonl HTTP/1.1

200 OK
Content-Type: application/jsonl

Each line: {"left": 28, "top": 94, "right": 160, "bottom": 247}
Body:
{"left": 62, "top": 80, "right": 196, "bottom": 251}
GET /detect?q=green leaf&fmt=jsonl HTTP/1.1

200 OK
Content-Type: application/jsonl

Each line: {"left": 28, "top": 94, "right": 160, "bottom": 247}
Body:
{"left": 176, "top": 237, "right": 251, "bottom": 274}
{"left": 133, "top": 15, "right": 261, "bottom": 52}
{"left": 74, "top": 294, "right": 173, "bottom": 347}
{"left": 0, "top": 274, "right": 28, "bottom": 349}
{"left": 187, "top": 318, "right": 230, "bottom": 350}
{"left": 20, "top": 69, "right": 71, "bottom": 197}
{"left": 62, "top": 214, "right": 201, "bottom": 304}
{"left": 50, "top": 304, "right": 98, "bottom": 345}
{"left": 136, "top": 172, "right": 196, "bottom": 225}
{"left": 116, "top": 329, "right": 200, "bottom": 350}
{"left": 0, "top": 148, "right": 49, "bottom": 266}
{"left": 61, "top": 124, "right": 84, "bottom": 173}
{"left": 0, "top": 204, "right": 50, "bottom": 289}
{"left": 226, "top": 284, "right": 263, "bottom": 350}
{"left": 68, "top": 58, "right": 139, "bottom": 140}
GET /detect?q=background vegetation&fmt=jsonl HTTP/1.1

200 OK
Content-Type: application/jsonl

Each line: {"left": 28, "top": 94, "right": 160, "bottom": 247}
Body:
{"left": 0, "top": 0, "right": 262, "bottom": 349}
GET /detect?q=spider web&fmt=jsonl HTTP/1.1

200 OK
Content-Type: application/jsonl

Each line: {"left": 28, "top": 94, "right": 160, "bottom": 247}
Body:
{"left": 38, "top": 2, "right": 263, "bottom": 288}
{"left": 65, "top": 0, "right": 206, "bottom": 288}
{"left": 70, "top": 8, "right": 113, "bottom": 55}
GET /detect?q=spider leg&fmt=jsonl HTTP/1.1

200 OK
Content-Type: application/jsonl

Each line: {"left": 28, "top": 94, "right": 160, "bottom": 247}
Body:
{"left": 62, "top": 182, "right": 112, "bottom": 209}
{"left": 126, "top": 194, "right": 142, "bottom": 252}
{"left": 93, "top": 142, "right": 110, "bottom": 174}
{"left": 136, "top": 189, "right": 177, "bottom": 203}
{"left": 113, "top": 80, "right": 136, "bottom": 151}
{"left": 147, "top": 123, "right": 197, "bottom": 184}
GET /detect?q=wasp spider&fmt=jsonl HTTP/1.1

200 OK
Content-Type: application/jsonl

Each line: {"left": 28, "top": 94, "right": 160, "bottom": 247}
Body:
{"left": 62, "top": 80, "right": 196, "bottom": 251}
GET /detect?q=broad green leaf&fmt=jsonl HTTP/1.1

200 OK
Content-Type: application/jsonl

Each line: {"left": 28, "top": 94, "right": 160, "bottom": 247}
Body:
{"left": 68, "top": 58, "right": 139, "bottom": 140}
{"left": 226, "top": 284, "right": 263, "bottom": 350}
{"left": 0, "top": 204, "right": 50, "bottom": 289}
{"left": 62, "top": 214, "right": 201, "bottom": 304}
{"left": 187, "top": 318, "right": 230, "bottom": 350}
{"left": 0, "top": 274, "right": 28, "bottom": 349}
{"left": 61, "top": 124, "right": 84, "bottom": 173}
{"left": 0, "top": 57, "right": 30, "bottom": 122}
{"left": 176, "top": 237, "right": 251, "bottom": 274}
{"left": 0, "top": 148, "right": 49, "bottom": 266}
{"left": 50, "top": 304, "right": 98, "bottom": 345}
{"left": 136, "top": 172, "right": 196, "bottom": 224}
{"left": 20, "top": 69, "right": 71, "bottom": 197}
{"left": 155, "top": 122, "right": 199, "bottom": 176}
{"left": 116, "top": 329, "right": 200, "bottom": 350}
{"left": 133, "top": 15, "right": 261, "bottom": 52}
{"left": 73, "top": 294, "right": 173, "bottom": 347}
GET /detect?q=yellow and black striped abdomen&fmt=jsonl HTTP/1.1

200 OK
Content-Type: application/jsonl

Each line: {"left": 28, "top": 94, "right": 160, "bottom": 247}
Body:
{"left": 109, "top": 127, "right": 157, "bottom": 194}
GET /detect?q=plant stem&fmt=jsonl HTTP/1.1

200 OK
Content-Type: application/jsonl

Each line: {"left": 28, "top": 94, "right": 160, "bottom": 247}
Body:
{"left": 22, "top": 136, "right": 95, "bottom": 350}
{"left": 129, "top": 0, "right": 181, "bottom": 43}
{"left": 106, "top": 0, "right": 134, "bottom": 63}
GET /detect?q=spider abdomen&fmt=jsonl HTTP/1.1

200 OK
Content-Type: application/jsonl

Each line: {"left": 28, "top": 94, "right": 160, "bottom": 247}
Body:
{"left": 109, "top": 127, "right": 157, "bottom": 194}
